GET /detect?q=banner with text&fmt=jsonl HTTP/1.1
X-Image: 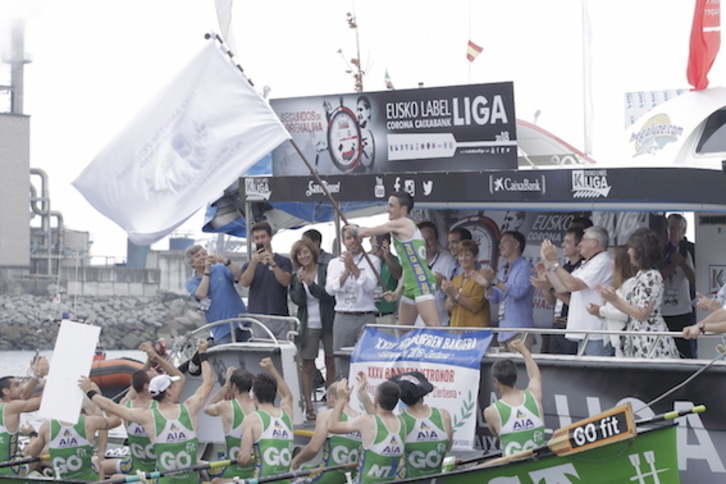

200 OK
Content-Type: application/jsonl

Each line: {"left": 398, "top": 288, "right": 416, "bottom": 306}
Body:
{"left": 270, "top": 82, "right": 516, "bottom": 176}
{"left": 350, "top": 327, "right": 492, "bottom": 450}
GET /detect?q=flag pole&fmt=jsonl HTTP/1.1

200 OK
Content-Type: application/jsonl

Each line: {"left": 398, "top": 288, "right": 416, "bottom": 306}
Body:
{"left": 288, "top": 139, "right": 386, "bottom": 288}
{"left": 468, "top": 0, "right": 472, "bottom": 84}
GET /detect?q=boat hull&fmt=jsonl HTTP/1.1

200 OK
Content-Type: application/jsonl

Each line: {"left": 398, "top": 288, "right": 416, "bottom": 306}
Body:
{"left": 401, "top": 425, "right": 678, "bottom": 484}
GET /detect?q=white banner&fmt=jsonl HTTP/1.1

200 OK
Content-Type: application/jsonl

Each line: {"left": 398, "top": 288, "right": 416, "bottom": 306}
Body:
{"left": 349, "top": 327, "right": 492, "bottom": 450}
{"left": 73, "top": 39, "right": 290, "bottom": 245}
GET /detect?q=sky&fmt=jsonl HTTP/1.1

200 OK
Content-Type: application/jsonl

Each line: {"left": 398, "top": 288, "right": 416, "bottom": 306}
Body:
{"left": 2, "top": 0, "right": 720, "bottom": 259}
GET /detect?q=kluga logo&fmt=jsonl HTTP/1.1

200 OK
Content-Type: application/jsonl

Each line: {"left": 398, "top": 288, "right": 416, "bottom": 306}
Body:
{"left": 571, "top": 170, "right": 611, "bottom": 198}
{"left": 630, "top": 113, "right": 683, "bottom": 156}
{"left": 490, "top": 175, "right": 545, "bottom": 194}
{"left": 245, "top": 178, "right": 272, "bottom": 201}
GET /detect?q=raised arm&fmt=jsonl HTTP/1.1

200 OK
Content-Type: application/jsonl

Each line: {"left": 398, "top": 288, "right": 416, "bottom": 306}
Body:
{"left": 22, "top": 356, "right": 49, "bottom": 400}
{"left": 510, "top": 339, "right": 541, "bottom": 403}
{"left": 79, "top": 376, "right": 149, "bottom": 426}
{"left": 205, "top": 366, "right": 235, "bottom": 415}
{"left": 355, "top": 371, "right": 376, "bottom": 415}
{"left": 260, "top": 357, "right": 293, "bottom": 419}
{"left": 185, "top": 340, "right": 215, "bottom": 415}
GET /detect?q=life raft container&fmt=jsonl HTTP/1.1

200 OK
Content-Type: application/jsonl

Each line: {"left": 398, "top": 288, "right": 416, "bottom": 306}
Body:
{"left": 90, "top": 357, "right": 145, "bottom": 398}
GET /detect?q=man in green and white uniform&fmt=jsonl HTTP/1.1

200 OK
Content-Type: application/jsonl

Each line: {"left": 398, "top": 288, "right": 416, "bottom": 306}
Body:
{"left": 390, "top": 371, "right": 452, "bottom": 479}
{"left": 0, "top": 357, "right": 50, "bottom": 476}
{"left": 350, "top": 191, "right": 440, "bottom": 328}
{"left": 233, "top": 357, "right": 295, "bottom": 484}
{"left": 329, "top": 379, "right": 405, "bottom": 484}
{"left": 81, "top": 339, "right": 214, "bottom": 483}
{"left": 205, "top": 367, "right": 257, "bottom": 480}
{"left": 24, "top": 403, "right": 120, "bottom": 480}
{"left": 291, "top": 380, "right": 362, "bottom": 483}
{"left": 102, "top": 342, "right": 186, "bottom": 477}
{"left": 483, "top": 339, "right": 546, "bottom": 456}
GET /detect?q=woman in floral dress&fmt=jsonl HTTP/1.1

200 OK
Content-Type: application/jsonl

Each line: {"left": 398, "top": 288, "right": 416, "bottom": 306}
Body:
{"left": 599, "top": 228, "right": 679, "bottom": 358}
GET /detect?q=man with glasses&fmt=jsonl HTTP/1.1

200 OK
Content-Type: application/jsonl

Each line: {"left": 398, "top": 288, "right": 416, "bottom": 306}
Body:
{"left": 540, "top": 226, "right": 614, "bottom": 356}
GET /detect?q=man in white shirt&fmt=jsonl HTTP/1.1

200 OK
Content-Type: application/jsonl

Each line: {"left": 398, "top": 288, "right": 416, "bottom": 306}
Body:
{"left": 416, "top": 221, "right": 455, "bottom": 327}
{"left": 540, "top": 226, "right": 613, "bottom": 356}
{"left": 326, "top": 225, "right": 381, "bottom": 378}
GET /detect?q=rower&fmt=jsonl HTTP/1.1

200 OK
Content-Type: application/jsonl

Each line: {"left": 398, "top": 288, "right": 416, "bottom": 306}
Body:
{"left": 204, "top": 366, "right": 256, "bottom": 483}
{"left": 328, "top": 379, "right": 405, "bottom": 484}
{"left": 483, "top": 339, "right": 546, "bottom": 457}
{"left": 80, "top": 338, "right": 215, "bottom": 484}
{"left": 23, "top": 396, "right": 121, "bottom": 480}
{"left": 231, "top": 357, "right": 294, "bottom": 484}
{"left": 389, "top": 371, "right": 452, "bottom": 479}
{"left": 0, "top": 356, "right": 49, "bottom": 476}
{"left": 103, "top": 341, "right": 187, "bottom": 478}
{"left": 290, "top": 379, "right": 363, "bottom": 483}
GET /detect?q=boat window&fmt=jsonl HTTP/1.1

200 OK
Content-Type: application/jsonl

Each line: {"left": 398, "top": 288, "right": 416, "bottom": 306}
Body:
{"left": 697, "top": 108, "right": 726, "bottom": 153}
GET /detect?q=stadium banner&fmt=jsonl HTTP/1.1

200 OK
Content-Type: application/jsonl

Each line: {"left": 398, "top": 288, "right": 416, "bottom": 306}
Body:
{"left": 269, "top": 82, "right": 517, "bottom": 176}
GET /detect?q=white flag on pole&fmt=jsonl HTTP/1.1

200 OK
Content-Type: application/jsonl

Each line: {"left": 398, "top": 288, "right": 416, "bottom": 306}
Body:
{"left": 73, "top": 39, "right": 289, "bottom": 246}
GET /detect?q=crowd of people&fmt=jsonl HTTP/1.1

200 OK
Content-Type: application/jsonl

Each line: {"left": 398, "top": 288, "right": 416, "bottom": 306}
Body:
{"left": 184, "top": 199, "right": 711, "bottom": 419}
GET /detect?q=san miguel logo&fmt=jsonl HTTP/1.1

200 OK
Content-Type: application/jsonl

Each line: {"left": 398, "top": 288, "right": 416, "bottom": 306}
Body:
{"left": 245, "top": 178, "right": 271, "bottom": 201}
{"left": 572, "top": 170, "right": 611, "bottom": 198}
{"left": 489, "top": 175, "right": 545, "bottom": 194}
{"left": 306, "top": 180, "right": 341, "bottom": 197}
{"left": 629, "top": 113, "right": 684, "bottom": 157}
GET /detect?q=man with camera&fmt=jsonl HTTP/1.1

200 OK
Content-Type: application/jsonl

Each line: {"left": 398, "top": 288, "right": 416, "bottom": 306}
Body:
{"left": 240, "top": 221, "right": 293, "bottom": 340}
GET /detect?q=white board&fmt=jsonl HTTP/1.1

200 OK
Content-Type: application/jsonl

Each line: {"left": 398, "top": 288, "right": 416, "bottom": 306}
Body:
{"left": 39, "top": 320, "right": 100, "bottom": 423}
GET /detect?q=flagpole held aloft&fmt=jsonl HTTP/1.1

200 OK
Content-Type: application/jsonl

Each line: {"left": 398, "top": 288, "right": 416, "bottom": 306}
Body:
{"left": 288, "top": 138, "right": 385, "bottom": 288}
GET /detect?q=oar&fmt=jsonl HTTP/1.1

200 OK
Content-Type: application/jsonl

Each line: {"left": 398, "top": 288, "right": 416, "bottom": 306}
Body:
{"left": 254, "top": 461, "right": 359, "bottom": 483}
{"left": 636, "top": 405, "right": 706, "bottom": 426}
{"left": 0, "top": 454, "right": 49, "bottom": 469}
{"left": 92, "top": 459, "right": 232, "bottom": 484}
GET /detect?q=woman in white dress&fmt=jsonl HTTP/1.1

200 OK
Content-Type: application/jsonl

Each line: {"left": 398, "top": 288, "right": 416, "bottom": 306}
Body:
{"left": 598, "top": 228, "right": 679, "bottom": 359}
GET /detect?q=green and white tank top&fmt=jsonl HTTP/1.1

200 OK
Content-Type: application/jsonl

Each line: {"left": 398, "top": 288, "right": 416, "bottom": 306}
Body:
{"left": 399, "top": 407, "right": 449, "bottom": 478}
{"left": 253, "top": 409, "right": 293, "bottom": 484}
{"left": 322, "top": 411, "right": 363, "bottom": 467}
{"left": 494, "top": 390, "right": 546, "bottom": 456}
{"left": 210, "top": 399, "right": 255, "bottom": 479}
{"left": 392, "top": 220, "right": 436, "bottom": 298}
{"left": 153, "top": 403, "right": 199, "bottom": 484}
{"left": 0, "top": 403, "right": 19, "bottom": 475}
{"left": 356, "top": 415, "right": 405, "bottom": 484}
{"left": 124, "top": 399, "right": 157, "bottom": 472}
{"left": 48, "top": 417, "right": 98, "bottom": 481}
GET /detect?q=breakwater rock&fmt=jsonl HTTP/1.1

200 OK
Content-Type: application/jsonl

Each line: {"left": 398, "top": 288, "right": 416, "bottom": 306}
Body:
{"left": 0, "top": 293, "right": 206, "bottom": 350}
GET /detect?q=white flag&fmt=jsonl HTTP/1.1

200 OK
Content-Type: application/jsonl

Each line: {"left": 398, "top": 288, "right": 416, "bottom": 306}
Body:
{"left": 73, "top": 40, "right": 290, "bottom": 246}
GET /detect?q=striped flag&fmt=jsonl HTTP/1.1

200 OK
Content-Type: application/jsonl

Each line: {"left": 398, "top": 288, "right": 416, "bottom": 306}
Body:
{"left": 385, "top": 68, "right": 395, "bottom": 90}
{"left": 466, "top": 40, "right": 483, "bottom": 62}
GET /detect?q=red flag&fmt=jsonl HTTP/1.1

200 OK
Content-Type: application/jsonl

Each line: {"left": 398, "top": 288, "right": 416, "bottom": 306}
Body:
{"left": 687, "top": 0, "right": 721, "bottom": 91}
{"left": 466, "top": 40, "right": 483, "bottom": 62}
{"left": 385, "top": 68, "right": 395, "bottom": 90}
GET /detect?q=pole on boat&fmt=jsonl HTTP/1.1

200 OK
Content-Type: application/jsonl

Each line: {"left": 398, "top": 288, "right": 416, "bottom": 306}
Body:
{"left": 287, "top": 139, "right": 386, "bottom": 288}
{"left": 92, "top": 459, "right": 232, "bottom": 484}
{"left": 0, "top": 454, "right": 49, "bottom": 469}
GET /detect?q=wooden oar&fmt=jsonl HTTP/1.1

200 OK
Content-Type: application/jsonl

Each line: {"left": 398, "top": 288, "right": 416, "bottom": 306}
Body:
{"left": 92, "top": 459, "right": 232, "bottom": 484}
{"left": 255, "top": 461, "right": 359, "bottom": 483}
{"left": 635, "top": 405, "right": 706, "bottom": 426}
{"left": 477, "top": 403, "right": 638, "bottom": 468}
{"left": 0, "top": 454, "right": 49, "bottom": 469}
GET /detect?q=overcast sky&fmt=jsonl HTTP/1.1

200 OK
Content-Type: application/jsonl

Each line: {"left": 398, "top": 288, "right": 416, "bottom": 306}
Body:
{"left": 2, "top": 0, "right": 719, "bottom": 259}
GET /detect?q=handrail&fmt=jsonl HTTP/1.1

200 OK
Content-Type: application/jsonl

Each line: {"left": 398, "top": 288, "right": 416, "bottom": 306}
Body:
{"left": 167, "top": 315, "right": 300, "bottom": 365}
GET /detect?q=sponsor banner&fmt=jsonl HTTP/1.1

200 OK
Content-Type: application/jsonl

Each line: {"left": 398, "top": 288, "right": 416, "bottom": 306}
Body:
{"left": 242, "top": 167, "right": 726, "bottom": 206}
{"left": 270, "top": 82, "right": 517, "bottom": 176}
{"left": 350, "top": 328, "right": 492, "bottom": 450}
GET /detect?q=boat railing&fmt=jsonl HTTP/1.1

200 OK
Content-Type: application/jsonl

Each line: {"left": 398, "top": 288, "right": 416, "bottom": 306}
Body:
{"left": 364, "top": 324, "right": 725, "bottom": 359}
{"left": 168, "top": 315, "right": 300, "bottom": 365}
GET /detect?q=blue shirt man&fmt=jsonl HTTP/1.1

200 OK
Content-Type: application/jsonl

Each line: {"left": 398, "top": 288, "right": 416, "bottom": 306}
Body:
{"left": 481, "top": 231, "right": 535, "bottom": 349}
{"left": 186, "top": 244, "right": 246, "bottom": 344}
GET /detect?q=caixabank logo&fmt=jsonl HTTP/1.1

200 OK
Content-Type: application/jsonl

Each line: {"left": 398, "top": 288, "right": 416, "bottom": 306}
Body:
{"left": 571, "top": 170, "right": 611, "bottom": 198}
{"left": 489, "top": 174, "right": 545, "bottom": 194}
